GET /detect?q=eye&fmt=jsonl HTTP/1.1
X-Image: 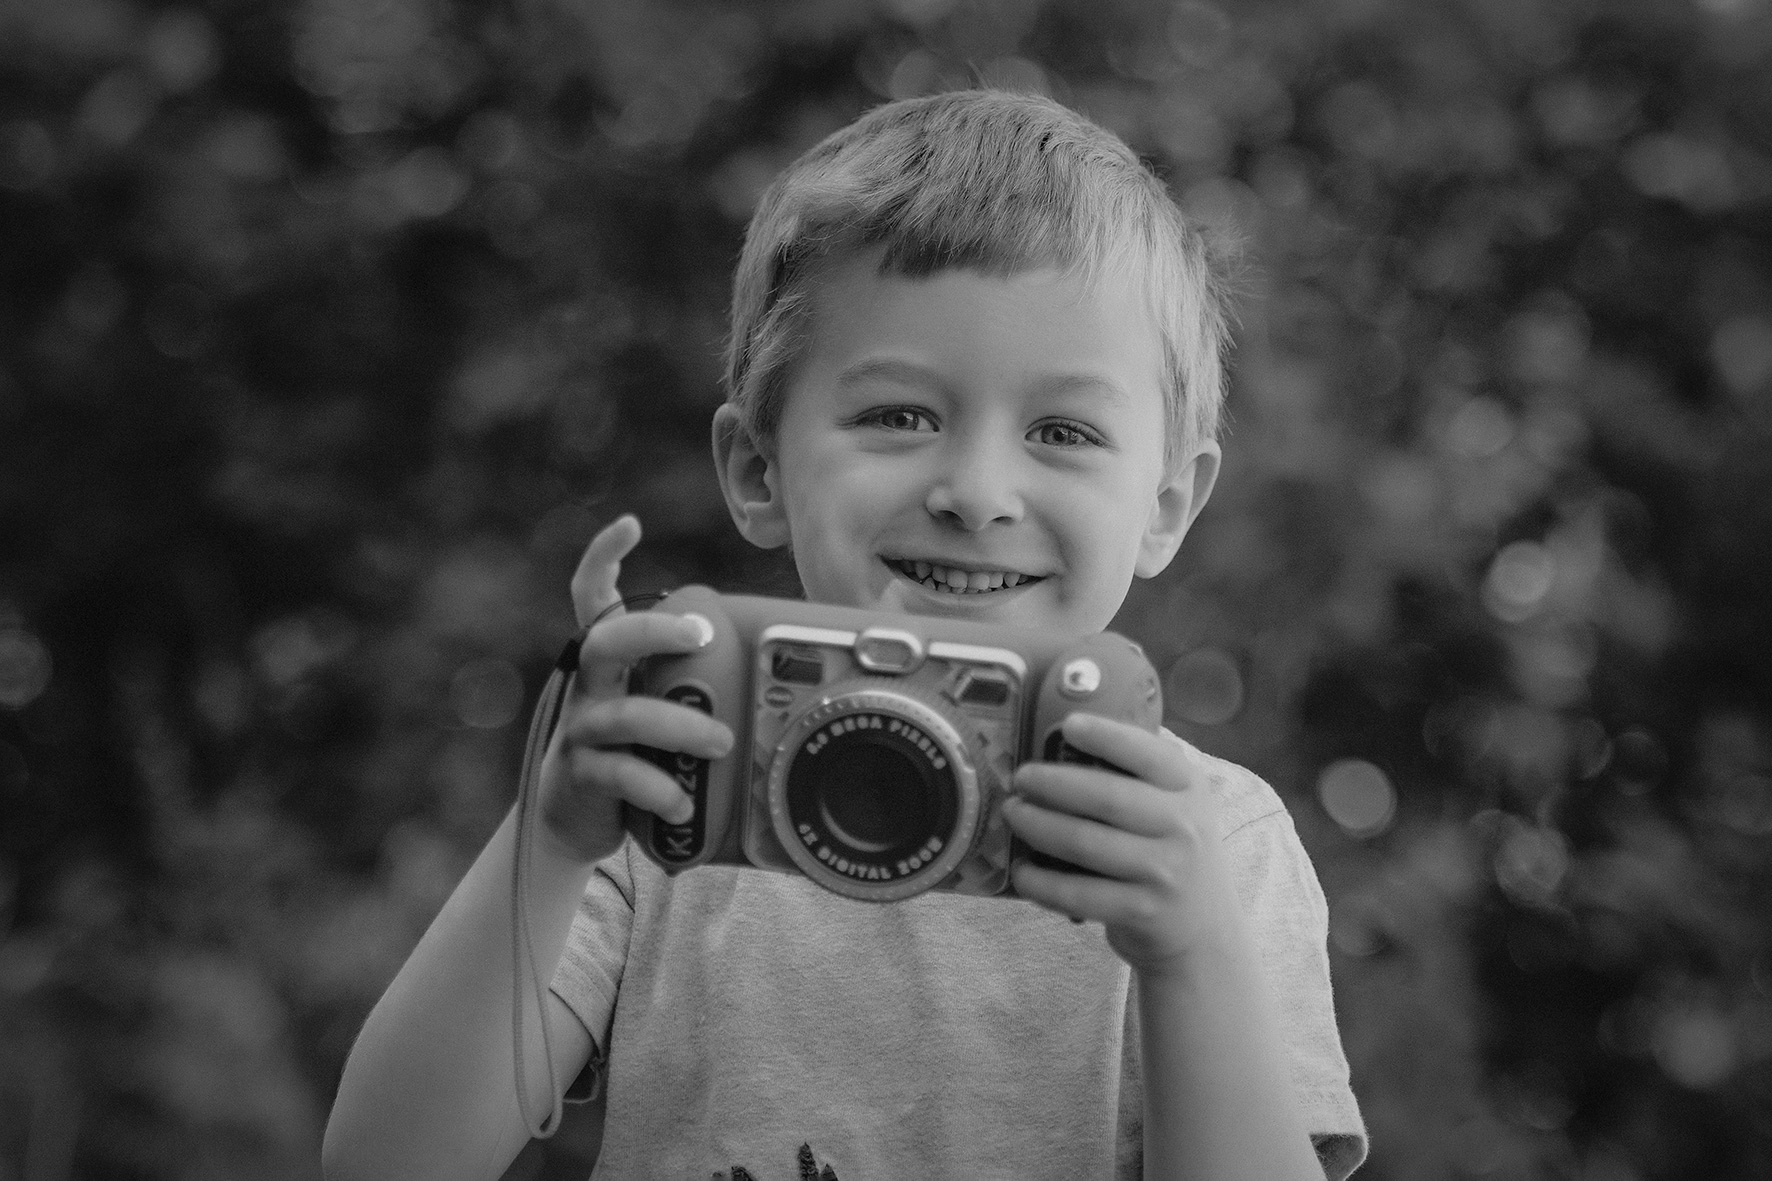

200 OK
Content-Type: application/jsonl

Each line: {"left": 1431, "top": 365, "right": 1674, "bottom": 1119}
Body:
{"left": 859, "top": 406, "right": 938, "bottom": 432}
{"left": 1030, "top": 419, "right": 1103, "bottom": 448}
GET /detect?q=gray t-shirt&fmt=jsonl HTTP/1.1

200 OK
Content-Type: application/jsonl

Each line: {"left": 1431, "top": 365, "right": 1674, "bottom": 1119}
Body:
{"left": 551, "top": 737, "right": 1366, "bottom": 1180}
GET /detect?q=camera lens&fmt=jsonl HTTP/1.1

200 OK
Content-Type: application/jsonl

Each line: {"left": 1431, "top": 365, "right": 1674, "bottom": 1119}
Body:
{"left": 792, "top": 719, "right": 952, "bottom": 854}
{"left": 816, "top": 742, "right": 934, "bottom": 852}
{"left": 769, "top": 692, "right": 977, "bottom": 901}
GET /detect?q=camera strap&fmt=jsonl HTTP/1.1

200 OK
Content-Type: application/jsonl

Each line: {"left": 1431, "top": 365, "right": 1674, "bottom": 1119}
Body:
{"left": 508, "top": 632, "right": 582, "bottom": 1139}
{"left": 510, "top": 594, "right": 663, "bottom": 1138}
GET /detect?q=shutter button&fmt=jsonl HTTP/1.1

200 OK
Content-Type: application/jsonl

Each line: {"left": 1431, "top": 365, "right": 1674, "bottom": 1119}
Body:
{"left": 855, "top": 628, "right": 923, "bottom": 674}
{"left": 1059, "top": 658, "right": 1101, "bottom": 699}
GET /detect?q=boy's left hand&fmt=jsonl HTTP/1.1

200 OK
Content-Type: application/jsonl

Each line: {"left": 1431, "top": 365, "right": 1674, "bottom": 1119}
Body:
{"left": 1004, "top": 713, "right": 1245, "bottom": 978}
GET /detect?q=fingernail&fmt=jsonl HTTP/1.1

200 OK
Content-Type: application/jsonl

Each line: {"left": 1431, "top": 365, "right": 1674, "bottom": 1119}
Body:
{"left": 682, "top": 613, "right": 715, "bottom": 647}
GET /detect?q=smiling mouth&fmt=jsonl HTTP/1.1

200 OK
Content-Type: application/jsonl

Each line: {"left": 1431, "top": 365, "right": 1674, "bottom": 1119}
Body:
{"left": 884, "top": 559, "right": 1044, "bottom": 595}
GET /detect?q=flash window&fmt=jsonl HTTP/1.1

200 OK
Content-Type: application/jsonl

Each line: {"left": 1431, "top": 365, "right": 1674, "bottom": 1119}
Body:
{"left": 953, "top": 670, "right": 1012, "bottom": 707}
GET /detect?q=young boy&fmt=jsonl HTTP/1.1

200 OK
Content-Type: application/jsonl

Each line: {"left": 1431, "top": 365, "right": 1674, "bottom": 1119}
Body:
{"left": 324, "top": 91, "right": 1365, "bottom": 1180}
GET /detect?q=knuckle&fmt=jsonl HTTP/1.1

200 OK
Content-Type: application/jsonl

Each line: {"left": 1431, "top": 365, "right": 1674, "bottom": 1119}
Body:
{"left": 562, "top": 748, "right": 613, "bottom": 797}
{"left": 558, "top": 709, "right": 600, "bottom": 751}
{"left": 618, "top": 696, "right": 671, "bottom": 740}
{"left": 1145, "top": 862, "right": 1179, "bottom": 894}
{"left": 568, "top": 743, "right": 615, "bottom": 776}
{"left": 1069, "top": 828, "right": 1099, "bottom": 864}
{"left": 1033, "top": 813, "right": 1068, "bottom": 852}
{"left": 604, "top": 695, "right": 645, "bottom": 728}
{"left": 1153, "top": 802, "right": 1189, "bottom": 838}
{"left": 571, "top": 701, "right": 624, "bottom": 745}
{"left": 604, "top": 755, "right": 646, "bottom": 798}
{"left": 579, "top": 621, "right": 622, "bottom": 661}
{"left": 601, "top": 754, "right": 667, "bottom": 810}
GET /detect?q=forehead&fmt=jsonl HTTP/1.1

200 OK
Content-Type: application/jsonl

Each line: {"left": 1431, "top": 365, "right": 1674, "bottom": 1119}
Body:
{"left": 790, "top": 249, "right": 1168, "bottom": 412}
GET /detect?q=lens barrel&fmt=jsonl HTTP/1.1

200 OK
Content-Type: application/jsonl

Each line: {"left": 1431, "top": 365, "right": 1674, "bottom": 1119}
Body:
{"left": 767, "top": 690, "right": 977, "bottom": 901}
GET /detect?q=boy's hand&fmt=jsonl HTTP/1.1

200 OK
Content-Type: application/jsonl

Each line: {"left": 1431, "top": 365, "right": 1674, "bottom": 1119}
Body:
{"left": 1004, "top": 714, "right": 1244, "bottom": 978}
{"left": 537, "top": 515, "right": 735, "bottom": 864}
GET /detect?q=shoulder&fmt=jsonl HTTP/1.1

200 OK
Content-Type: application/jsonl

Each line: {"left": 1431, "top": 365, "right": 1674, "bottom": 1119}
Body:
{"left": 1157, "top": 728, "right": 1292, "bottom": 840}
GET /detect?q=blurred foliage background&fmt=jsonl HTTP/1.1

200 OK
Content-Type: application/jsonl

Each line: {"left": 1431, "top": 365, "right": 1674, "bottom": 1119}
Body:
{"left": 1, "top": 0, "right": 1769, "bottom": 1177}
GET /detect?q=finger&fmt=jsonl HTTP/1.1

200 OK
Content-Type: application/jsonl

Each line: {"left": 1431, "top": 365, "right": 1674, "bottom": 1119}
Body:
{"left": 1002, "top": 796, "right": 1155, "bottom": 881}
{"left": 1012, "top": 762, "right": 1175, "bottom": 838}
{"left": 1010, "top": 858, "right": 1155, "bottom": 927}
{"left": 570, "top": 514, "right": 643, "bottom": 627}
{"left": 1058, "top": 713, "right": 1197, "bottom": 793}
{"left": 573, "top": 610, "right": 715, "bottom": 697}
{"left": 581, "top": 611, "right": 715, "bottom": 667}
{"left": 561, "top": 695, "right": 733, "bottom": 761}
{"left": 564, "top": 746, "right": 698, "bottom": 826}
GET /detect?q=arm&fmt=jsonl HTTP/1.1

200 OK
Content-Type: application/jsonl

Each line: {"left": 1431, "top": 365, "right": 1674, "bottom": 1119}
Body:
{"left": 322, "top": 517, "right": 733, "bottom": 1181}
{"left": 1133, "top": 918, "right": 1321, "bottom": 1181}
{"left": 1005, "top": 714, "right": 1322, "bottom": 1181}
{"left": 321, "top": 807, "right": 602, "bottom": 1181}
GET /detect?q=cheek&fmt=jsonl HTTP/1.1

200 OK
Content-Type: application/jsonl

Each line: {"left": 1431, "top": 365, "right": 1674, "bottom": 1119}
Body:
{"left": 1056, "top": 486, "right": 1148, "bottom": 571}
{"left": 781, "top": 463, "right": 887, "bottom": 561}
{"left": 806, "top": 454, "right": 910, "bottom": 517}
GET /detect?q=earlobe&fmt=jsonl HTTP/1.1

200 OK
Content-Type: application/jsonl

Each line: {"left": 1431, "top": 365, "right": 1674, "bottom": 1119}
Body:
{"left": 1135, "top": 442, "right": 1221, "bottom": 579}
{"left": 711, "top": 404, "right": 791, "bottom": 549}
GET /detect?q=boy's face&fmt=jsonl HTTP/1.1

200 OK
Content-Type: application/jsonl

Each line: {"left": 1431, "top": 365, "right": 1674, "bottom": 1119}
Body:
{"left": 717, "top": 251, "right": 1217, "bottom": 639}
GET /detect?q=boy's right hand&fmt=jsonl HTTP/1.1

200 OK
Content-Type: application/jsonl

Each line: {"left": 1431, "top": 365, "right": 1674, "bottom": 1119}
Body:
{"left": 537, "top": 514, "right": 735, "bottom": 864}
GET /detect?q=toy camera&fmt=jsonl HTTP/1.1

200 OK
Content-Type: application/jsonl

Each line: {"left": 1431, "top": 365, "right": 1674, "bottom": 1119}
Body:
{"left": 624, "top": 586, "right": 1162, "bottom": 902}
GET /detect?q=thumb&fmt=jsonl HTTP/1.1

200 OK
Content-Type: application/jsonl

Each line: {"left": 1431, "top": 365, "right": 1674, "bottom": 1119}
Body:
{"left": 570, "top": 514, "right": 642, "bottom": 627}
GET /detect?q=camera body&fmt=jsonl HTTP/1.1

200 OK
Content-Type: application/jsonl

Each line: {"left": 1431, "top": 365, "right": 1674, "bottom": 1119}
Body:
{"left": 624, "top": 585, "right": 1162, "bottom": 902}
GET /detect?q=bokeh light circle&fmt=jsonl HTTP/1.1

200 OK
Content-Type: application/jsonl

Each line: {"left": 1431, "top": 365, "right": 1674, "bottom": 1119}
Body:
{"left": 1164, "top": 647, "right": 1244, "bottom": 725}
{"left": 450, "top": 658, "right": 524, "bottom": 729}
{"left": 1316, "top": 758, "right": 1397, "bottom": 837}
{"left": 0, "top": 628, "right": 52, "bottom": 709}
{"left": 1483, "top": 540, "right": 1556, "bottom": 621}
{"left": 1653, "top": 1007, "right": 1737, "bottom": 1090}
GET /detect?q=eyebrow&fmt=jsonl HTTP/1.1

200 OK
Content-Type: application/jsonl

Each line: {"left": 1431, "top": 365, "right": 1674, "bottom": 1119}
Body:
{"left": 834, "top": 357, "right": 946, "bottom": 391}
{"left": 835, "top": 357, "right": 1133, "bottom": 406}
{"left": 1027, "top": 372, "right": 1134, "bottom": 408}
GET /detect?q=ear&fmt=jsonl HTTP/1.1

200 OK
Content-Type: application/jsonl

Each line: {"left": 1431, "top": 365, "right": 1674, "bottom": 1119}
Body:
{"left": 712, "top": 403, "right": 791, "bottom": 549}
{"left": 1135, "top": 442, "right": 1221, "bottom": 579}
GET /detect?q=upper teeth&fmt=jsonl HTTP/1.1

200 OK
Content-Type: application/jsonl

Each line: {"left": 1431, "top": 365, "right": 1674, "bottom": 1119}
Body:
{"left": 902, "top": 561, "right": 1029, "bottom": 592}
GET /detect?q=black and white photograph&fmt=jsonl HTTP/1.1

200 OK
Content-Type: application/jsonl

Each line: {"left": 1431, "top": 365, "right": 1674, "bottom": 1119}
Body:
{"left": 2, "top": 2, "right": 1769, "bottom": 1178}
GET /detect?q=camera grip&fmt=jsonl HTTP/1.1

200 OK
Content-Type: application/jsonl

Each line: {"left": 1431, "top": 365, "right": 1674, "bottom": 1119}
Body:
{"left": 623, "top": 587, "right": 746, "bottom": 872}
{"left": 1018, "top": 632, "right": 1163, "bottom": 881}
{"left": 626, "top": 684, "right": 718, "bottom": 864}
{"left": 1023, "top": 731, "right": 1122, "bottom": 877}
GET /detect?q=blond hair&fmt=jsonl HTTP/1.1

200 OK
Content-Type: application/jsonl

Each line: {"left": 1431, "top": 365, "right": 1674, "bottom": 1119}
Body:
{"left": 725, "top": 89, "right": 1233, "bottom": 465}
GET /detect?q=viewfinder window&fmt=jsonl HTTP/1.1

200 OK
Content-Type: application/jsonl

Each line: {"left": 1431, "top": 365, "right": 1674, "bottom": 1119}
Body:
{"left": 771, "top": 646, "right": 825, "bottom": 685}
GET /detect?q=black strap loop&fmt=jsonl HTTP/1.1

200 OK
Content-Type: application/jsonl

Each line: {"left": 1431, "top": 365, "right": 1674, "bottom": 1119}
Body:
{"left": 510, "top": 589, "right": 672, "bottom": 1137}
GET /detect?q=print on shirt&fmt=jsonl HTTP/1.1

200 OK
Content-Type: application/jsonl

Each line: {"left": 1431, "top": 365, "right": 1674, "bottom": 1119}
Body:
{"left": 717, "top": 1141, "right": 839, "bottom": 1181}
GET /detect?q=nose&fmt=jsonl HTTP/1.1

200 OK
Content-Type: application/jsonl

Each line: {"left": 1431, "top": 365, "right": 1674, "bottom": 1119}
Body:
{"left": 924, "top": 434, "right": 1024, "bottom": 531}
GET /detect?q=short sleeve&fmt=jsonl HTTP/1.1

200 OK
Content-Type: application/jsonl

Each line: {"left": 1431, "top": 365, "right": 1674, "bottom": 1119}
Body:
{"left": 549, "top": 840, "right": 638, "bottom": 1055}
{"left": 1212, "top": 763, "right": 1368, "bottom": 1180}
